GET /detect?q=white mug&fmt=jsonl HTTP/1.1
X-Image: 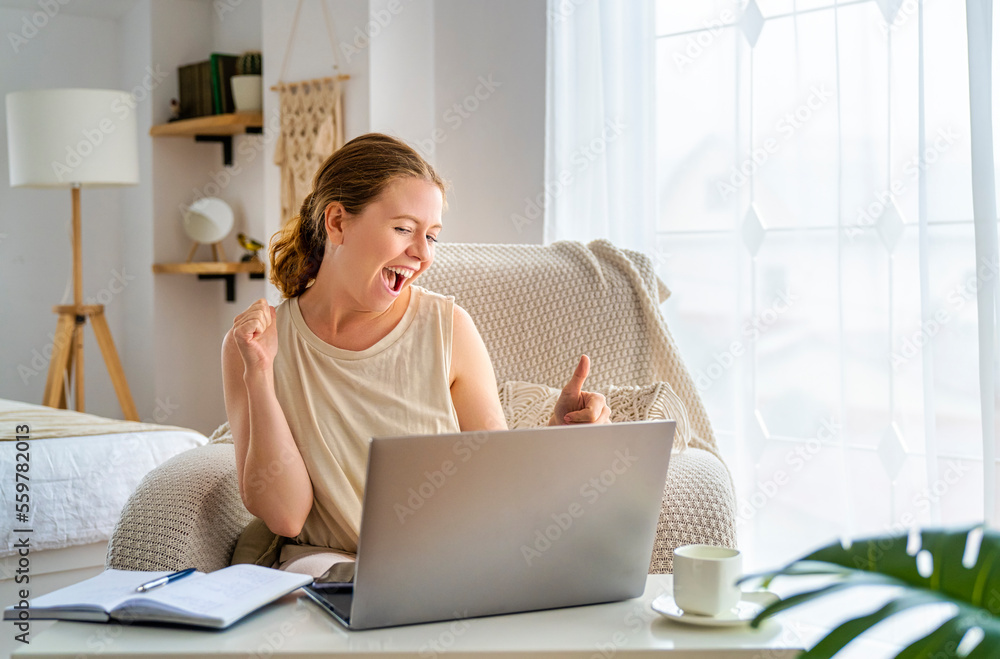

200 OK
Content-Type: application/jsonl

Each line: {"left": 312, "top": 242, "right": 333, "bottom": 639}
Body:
{"left": 672, "top": 544, "right": 742, "bottom": 617}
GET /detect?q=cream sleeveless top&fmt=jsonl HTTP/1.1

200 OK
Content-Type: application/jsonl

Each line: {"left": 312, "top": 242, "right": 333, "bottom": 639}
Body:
{"left": 272, "top": 285, "right": 461, "bottom": 554}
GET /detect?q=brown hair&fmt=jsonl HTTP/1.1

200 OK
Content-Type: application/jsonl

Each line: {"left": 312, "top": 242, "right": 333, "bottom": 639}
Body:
{"left": 269, "top": 133, "right": 446, "bottom": 298}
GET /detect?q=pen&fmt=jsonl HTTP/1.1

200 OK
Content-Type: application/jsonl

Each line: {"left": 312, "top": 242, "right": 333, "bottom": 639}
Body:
{"left": 135, "top": 568, "right": 196, "bottom": 593}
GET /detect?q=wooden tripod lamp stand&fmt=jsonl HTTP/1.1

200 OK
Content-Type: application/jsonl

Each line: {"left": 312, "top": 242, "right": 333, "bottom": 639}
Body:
{"left": 6, "top": 89, "right": 140, "bottom": 420}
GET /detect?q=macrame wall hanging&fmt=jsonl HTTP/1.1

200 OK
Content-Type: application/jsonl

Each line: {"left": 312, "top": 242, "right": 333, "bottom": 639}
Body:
{"left": 271, "top": 0, "right": 350, "bottom": 224}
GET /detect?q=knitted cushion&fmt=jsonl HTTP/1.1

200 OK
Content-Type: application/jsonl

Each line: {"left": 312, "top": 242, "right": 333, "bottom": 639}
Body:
{"left": 652, "top": 448, "right": 737, "bottom": 573}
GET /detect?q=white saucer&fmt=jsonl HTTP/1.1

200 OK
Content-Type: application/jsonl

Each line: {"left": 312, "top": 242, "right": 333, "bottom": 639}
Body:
{"left": 651, "top": 591, "right": 781, "bottom": 628}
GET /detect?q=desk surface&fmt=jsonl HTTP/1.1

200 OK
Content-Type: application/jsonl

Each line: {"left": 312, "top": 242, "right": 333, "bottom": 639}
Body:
{"left": 12, "top": 575, "right": 808, "bottom": 658}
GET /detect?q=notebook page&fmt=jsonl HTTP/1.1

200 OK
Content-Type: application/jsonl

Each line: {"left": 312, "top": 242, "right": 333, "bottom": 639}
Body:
{"left": 28, "top": 570, "right": 176, "bottom": 612}
{"left": 138, "top": 564, "right": 307, "bottom": 626}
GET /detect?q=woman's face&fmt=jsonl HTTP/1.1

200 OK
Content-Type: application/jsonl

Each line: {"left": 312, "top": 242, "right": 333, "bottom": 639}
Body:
{"left": 328, "top": 176, "right": 443, "bottom": 308}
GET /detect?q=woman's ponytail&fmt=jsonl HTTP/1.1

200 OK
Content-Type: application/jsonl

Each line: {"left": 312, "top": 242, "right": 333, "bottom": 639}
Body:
{"left": 269, "top": 193, "right": 324, "bottom": 298}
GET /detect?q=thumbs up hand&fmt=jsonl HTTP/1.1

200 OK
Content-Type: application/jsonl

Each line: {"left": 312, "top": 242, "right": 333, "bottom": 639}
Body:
{"left": 548, "top": 355, "right": 612, "bottom": 426}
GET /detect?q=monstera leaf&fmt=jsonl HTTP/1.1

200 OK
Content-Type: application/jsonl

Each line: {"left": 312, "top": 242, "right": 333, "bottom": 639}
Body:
{"left": 742, "top": 525, "right": 1000, "bottom": 658}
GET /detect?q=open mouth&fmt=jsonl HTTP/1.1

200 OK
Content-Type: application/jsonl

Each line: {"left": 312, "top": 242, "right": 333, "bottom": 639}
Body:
{"left": 382, "top": 267, "right": 410, "bottom": 294}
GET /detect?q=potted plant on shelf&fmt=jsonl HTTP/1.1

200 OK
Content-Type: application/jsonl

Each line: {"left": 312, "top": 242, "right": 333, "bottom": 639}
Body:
{"left": 231, "top": 51, "right": 262, "bottom": 112}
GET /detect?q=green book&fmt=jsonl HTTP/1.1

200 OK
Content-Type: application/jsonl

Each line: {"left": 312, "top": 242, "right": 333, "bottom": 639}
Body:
{"left": 210, "top": 53, "right": 239, "bottom": 114}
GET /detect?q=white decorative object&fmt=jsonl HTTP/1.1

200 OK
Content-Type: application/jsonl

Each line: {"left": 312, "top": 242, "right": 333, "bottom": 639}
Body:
{"left": 231, "top": 75, "right": 262, "bottom": 112}
{"left": 184, "top": 197, "right": 234, "bottom": 244}
{"left": 183, "top": 197, "right": 234, "bottom": 263}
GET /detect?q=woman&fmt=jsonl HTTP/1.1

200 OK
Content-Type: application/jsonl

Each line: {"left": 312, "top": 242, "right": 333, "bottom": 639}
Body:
{"left": 223, "top": 133, "right": 611, "bottom": 577}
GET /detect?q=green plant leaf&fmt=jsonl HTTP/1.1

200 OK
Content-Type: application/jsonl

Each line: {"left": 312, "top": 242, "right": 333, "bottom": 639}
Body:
{"left": 750, "top": 525, "right": 1000, "bottom": 658}
{"left": 750, "top": 572, "right": 902, "bottom": 629}
{"left": 892, "top": 615, "right": 964, "bottom": 659}
{"left": 801, "top": 592, "right": 942, "bottom": 659}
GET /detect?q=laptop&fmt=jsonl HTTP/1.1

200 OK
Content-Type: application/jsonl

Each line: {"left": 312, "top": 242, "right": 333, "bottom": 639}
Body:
{"left": 302, "top": 419, "right": 675, "bottom": 630}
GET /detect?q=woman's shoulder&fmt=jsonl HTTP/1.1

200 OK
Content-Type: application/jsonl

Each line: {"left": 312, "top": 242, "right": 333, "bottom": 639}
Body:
{"left": 410, "top": 285, "right": 455, "bottom": 307}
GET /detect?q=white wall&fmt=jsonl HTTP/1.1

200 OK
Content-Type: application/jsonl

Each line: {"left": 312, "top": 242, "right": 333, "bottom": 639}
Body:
{"left": 369, "top": 0, "right": 435, "bottom": 152}
{"left": 433, "top": 0, "right": 546, "bottom": 245}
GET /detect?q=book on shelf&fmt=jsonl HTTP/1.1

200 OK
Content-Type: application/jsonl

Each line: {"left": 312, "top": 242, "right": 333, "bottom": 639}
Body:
{"left": 178, "top": 60, "right": 215, "bottom": 119}
{"left": 210, "top": 53, "right": 239, "bottom": 114}
{"left": 2, "top": 564, "right": 310, "bottom": 630}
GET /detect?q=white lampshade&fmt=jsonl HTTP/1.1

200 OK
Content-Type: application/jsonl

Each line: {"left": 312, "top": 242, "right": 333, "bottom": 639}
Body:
{"left": 6, "top": 88, "right": 139, "bottom": 188}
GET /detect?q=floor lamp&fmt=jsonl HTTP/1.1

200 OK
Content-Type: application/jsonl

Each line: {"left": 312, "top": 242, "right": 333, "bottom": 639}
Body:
{"left": 6, "top": 89, "right": 140, "bottom": 420}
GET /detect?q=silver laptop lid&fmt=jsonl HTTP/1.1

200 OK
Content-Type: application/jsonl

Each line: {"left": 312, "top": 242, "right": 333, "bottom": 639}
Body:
{"left": 350, "top": 420, "right": 675, "bottom": 629}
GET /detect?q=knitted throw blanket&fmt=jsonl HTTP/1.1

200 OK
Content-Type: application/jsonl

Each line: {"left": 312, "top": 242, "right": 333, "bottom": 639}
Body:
{"left": 418, "top": 239, "right": 721, "bottom": 460}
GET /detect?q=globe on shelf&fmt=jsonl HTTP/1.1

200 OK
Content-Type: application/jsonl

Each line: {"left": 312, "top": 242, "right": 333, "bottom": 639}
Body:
{"left": 183, "top": 197, "right": 234, "bottom": 262}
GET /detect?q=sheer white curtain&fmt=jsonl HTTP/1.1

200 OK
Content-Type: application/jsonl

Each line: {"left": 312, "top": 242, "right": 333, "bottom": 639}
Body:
{"left": 544, "top": 0, "right": 657, "bottom": 253}
{"left": 550, "top": 0, "right": 1000, "bottom": 571}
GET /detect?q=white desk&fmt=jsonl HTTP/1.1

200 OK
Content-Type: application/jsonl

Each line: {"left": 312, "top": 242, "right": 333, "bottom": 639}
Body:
{"left": 12, "top": 575, "right": 809, "bottom": 658}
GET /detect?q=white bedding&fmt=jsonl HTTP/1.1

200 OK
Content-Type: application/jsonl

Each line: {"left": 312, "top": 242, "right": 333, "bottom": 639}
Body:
{"left": 1, "top": 429, "right": 206, "bottom": 557}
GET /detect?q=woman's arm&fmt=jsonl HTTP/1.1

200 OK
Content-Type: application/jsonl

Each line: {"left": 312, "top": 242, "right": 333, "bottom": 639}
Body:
{"left": 449, "top": 305, "right": 508, "bottom": 432}
{"left": 222, "top": 299, "right": 314, "bottom": 538}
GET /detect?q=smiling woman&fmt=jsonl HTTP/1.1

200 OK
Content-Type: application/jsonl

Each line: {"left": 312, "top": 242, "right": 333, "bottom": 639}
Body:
{"left": 221, "top": 133, "right": 610, "bottom": 578}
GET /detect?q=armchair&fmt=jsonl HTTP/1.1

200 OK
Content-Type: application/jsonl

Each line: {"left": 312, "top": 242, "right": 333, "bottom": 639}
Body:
{"left": 106, "top": 240, "right": 736, "bottom": 574}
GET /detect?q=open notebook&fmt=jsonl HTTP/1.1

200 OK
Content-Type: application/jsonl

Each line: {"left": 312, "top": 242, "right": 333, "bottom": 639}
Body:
{"left": 3, "top": 564, "right": 310, "bottom": 629}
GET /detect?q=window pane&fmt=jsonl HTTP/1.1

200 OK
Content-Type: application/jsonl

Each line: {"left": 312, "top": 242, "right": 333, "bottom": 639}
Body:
{"left": 656, "top": 232, "right": 741, "bottom": 435}
{"left": 755, "top": 230, "right": 840, "bottom": 439}
{"left": 655, "top": 0, "right": 739, "bottom": 37}
{"left": 923, "top": 0, "right": 972, "bottom": 222}
{"left": 843, "top": 225, "right": 891, "bottom": 449}
{"left": 751, "top": 11, "right": 839, "bottom": 228}
{"left": 656, "top": 28, "right": 739, "bottom": 232}
{"left": 839, "top": 3, "right": 892, "bottom": 235}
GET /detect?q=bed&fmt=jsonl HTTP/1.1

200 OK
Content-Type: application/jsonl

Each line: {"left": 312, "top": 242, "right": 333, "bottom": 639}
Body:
{"left": 0, "top": 397, "right": 207, "bottom": 643}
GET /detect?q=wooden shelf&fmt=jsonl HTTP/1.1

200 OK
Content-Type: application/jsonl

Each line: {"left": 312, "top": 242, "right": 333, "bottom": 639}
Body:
{"left": 150, "top": 113, "right": 263, "bottom": 165}
{"left": 149, "top": 113, "right": 263, "bottom": 137}
{"left": 153, "top": 261, "right": 264, "bottom": 275}
{"left": 153, "top": 260, "right": 265, "bottom": 302}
